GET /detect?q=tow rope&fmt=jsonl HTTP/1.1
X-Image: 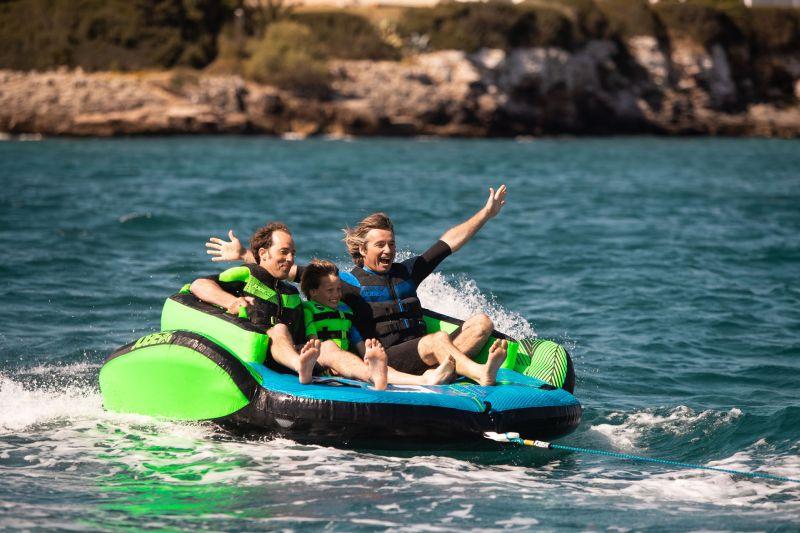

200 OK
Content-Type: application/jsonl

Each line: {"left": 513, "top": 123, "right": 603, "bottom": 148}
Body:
{"left": 483, "top": 432, "right": 800, "bottom": 484}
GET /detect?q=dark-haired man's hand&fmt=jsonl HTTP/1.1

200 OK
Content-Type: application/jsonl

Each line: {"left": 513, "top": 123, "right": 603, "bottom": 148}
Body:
{"left": 207, "top": 230, "right": 247, "bottom": 262}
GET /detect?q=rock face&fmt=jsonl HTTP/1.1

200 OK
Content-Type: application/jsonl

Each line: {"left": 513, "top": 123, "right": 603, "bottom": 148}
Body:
{"left": 1, "top": 37, "right": 799, "bottom": 137}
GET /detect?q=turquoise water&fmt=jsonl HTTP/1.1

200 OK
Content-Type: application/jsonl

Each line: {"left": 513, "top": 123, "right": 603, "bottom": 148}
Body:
{"left": 1, "top": 137, "right": 798, "bottom": 530}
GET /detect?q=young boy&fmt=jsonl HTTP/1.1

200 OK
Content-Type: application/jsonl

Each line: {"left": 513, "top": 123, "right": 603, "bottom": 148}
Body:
{"left": 301, "top": 259, "right": 455, "bottom": 389}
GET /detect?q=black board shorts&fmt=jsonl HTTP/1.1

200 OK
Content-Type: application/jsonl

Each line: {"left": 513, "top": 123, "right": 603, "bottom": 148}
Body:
{"left": 385, "top": 337, "right": 425, "bottom": 374}
{"left": 385, "top": 325, "right": 463, "bottom": 375}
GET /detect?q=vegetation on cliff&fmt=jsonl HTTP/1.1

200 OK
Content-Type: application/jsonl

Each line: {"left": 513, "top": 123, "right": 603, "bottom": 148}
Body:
{"left": 0, "top": 0, "right": 230, "bottom": 70}
{"left": 0, "top": 0, "right": 797, "bottom": 102}
{"left": 244, "top": 21, "right": 330, "bottom": 97}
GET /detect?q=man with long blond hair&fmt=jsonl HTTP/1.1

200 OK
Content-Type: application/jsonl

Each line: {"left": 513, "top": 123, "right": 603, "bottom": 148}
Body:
{"left": 207, "top": 185, "right": 508, "bottom": 386}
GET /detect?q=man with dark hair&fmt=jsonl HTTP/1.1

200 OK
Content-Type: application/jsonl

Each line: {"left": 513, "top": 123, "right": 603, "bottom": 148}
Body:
{"left": 190, "top": 222, "right": 320, "bottom": 383}
{"left": 206, "top": 185, "right": 509, "bottom": 385}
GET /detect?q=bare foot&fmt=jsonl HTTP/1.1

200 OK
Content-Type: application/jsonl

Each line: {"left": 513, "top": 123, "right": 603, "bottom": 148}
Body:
{"left": 363, "top": 339, "right": 388, "bottom": 391}
{"left": 423, "top": 355, "right": 456, "bottom": 385}
{"left": 478, "top": 339, "right": 507, "bottom": 386}
{"left": 297, "top": 339, "right": 320, "bottom": 384}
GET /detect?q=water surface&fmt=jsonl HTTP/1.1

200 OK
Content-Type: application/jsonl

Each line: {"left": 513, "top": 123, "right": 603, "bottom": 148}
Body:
{"left": 1, "top": 137, "right": 799, "bottom": 530}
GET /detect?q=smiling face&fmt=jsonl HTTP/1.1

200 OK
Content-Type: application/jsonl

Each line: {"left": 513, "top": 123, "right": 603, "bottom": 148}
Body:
{"left": 308, "top": 273, "right": 342, "bottom": 309}
{"left": 359, "top": 228, "right": 396, "bottom": 274}
{"left": 258, "top": 230, "right": 295, "bottom": 280}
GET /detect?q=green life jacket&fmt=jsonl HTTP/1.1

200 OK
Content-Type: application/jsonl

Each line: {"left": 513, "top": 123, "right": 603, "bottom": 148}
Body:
{"left": 302, "top": 300, "right": 354, "bottom": 351}
{"left": 217, "top": 265, "right": 302, "bottom": 329}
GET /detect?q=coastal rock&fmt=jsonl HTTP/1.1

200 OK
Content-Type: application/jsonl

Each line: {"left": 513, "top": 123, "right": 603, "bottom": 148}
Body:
{"left": 0, "top": 36, "right": 798, "bottom": 138}
{"left": 627, "top": 36, "right": 669, "bottom": 86}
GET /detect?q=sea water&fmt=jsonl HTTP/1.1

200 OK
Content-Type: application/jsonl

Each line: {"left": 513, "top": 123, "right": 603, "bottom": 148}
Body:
{"left": 0, "top": 137, "right": 798, "bottom": 530}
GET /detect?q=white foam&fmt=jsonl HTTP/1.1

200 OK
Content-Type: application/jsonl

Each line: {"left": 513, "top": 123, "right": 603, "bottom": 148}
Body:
{"left": 611, "top": 448, "right": 800, "bottom": 510}
{"left": 118, "top": 212, "right": 152, "bottom": 223}
{"left": 334, "top": 252, "right": 536, "bottom": 340}
{"left": 2, "top": 372, "right": 797, "bottom": 516}
{"left": 418, "top": 272, "right": 536, "bottom": 340}
{"left": 0, "top": 373, "right": 103, "bottom": 433}
{"left": 14, "top": 361, "right": 100, "bottom": 377}
{"left": 447, "top": 503, "right": 474, "bottom": 519}
{"left": 590, "top": 406, "right": 743, "bottom": 450}
{"left": 578, "top": 408, "right": 800, "bottom": 510}
{"left": 350, "top": 518, "right": 402, "bottom": 527}
{"left": 496, "top": 517, "right": 540, "bottom": 527}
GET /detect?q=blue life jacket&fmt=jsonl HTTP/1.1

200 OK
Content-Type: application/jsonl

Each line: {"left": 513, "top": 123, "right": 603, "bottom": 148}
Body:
{"left": 341, "top": 264, "right": 426, "bottom": 348}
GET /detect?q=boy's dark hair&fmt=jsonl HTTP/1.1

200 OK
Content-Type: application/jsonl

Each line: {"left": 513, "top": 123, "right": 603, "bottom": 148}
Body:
{"left": 300, "top": 259, "right": 339, "bottom": 298}
{"left": 250, "top": 222, "right": 291, "bottom": 259}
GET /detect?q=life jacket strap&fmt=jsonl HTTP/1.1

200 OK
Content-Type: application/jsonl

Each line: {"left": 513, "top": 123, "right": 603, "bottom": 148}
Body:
{"left": 316, "top": 328, "right": 346, "bottom": 342}
{"left": 310, "top": 310, "right": 345, "bottom": 322}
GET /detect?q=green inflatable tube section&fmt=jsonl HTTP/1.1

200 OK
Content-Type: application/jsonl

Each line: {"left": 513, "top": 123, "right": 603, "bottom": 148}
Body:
{"left": 100, "top": 293, "right": 574, "bottom": 421}
{"left": 99, "top": 332, "right": 252, "bottom": 420}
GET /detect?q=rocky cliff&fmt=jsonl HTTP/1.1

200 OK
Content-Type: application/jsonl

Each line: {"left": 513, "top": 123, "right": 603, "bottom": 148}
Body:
{"left": 2, "top": 36, "right": 799, "bottom": 138}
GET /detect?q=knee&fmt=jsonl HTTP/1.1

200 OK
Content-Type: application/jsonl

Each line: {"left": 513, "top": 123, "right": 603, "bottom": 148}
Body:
{"left": 433, "top": 330, "right": 450, "bottom": 345}
{"left": 320, "top": 340, "right": 339, "bottom": 353}
{"left": 467, "top": 313, "right": 493, "bottom": 337}
{"left": 419, "top": 330, "right": 448, "bottom": 351}
{"left": 267, "top": 323, "right": 289, "bottom": 337}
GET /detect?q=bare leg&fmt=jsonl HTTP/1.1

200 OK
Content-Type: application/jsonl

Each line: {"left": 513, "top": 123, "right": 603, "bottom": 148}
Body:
{"left": 421, "top": 356, "right": 456, "bottom": 385}
{"left": 451, "top": 313, "right": 494, "bottom": 358}
{"left": 363, "top": 339, "right": 388, "bottom": 390}
{"left": 317, "top": 339, "right": 433, "bottom": 390}
{"left": 418, "top": 331, "right": 506, "bottom": 386}
{"left": 317, "top": 340, "right": 373, "bottom": 382}
{"left": 267, "top": 324, "right": 319, "bottom": 384}
{"left": 384, "top": 355, "right": 455, "bottom": 386}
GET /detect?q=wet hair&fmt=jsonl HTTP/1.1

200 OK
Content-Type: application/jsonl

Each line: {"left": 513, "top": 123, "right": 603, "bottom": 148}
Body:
{"left": 342, "top": 212, "right": 394, "bottom": 267}
{"left": 300, "top": 259, "right": 339, "bottom": 298}
{"left": 250, "top": 222, "right": 291, "bottom": 260}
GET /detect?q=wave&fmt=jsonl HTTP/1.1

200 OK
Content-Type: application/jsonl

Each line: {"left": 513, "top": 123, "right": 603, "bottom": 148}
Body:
{"left": 1, "top": 368, "right": 797, "bottom": 526}
{"left": 581, "top": 405, "right": 799, "bottom": 510}
{"left": 117, "top": 212, "right": 152, "bottom": 223}
{"left": 595, "top": 444, "right": 800, "bottom": 511}
{"left": 0, "top": 370, "right": 103, "bottom": 433}
{"left": 590, "top": 405, "right": 743, "bottom": 450}
{"left": 332, "top": 252, "right": 537, "bottom": 340}
{"left": 418, "top": 272, "right": 537, "bottom": 340}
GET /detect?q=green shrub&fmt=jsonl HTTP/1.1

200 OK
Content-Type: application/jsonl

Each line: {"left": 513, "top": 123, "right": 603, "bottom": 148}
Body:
{"left": 291, "top": 11, "right": 399, "bottom": 60}
{"left": 748, "top": 8, "right": 800, "bottom": 53}
{"left": 243, "top": 21, "right": 330, "bottom": 97}
{"left": 0, "top": 0, "right": 231, "bottom": 71}
{"left": 508, "top": 6, "right": 574, "bottom": 49}
{"left": 547, "top": 0, "right": 611, "bottom": 42}
{"left": 398, "top": 1, "right": 522, "bottom": 52}
{"left": 684, "top": 2, "right": 800, "bottom": 53}
{"left": 653, "top": 0, "right": 741, "bottom": 47}
{"left": 595, "top": 0, "right": 662, "bottom": 39}
{"left": 399, "top": 1, "right": 576, "bottom": 52}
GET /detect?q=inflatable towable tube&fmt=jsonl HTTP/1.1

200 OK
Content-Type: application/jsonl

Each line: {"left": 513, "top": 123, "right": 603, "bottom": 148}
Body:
{"left": 100, "top": 292, "right": 582, "bottom": 445}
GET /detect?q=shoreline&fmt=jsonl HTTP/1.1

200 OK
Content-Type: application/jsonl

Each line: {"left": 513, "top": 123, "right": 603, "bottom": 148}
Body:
{"left": 3, "top": 41, "right": 799, "bottom": 139}
{"left": 4, "top": 132, "right": 800, "bottom": 142}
